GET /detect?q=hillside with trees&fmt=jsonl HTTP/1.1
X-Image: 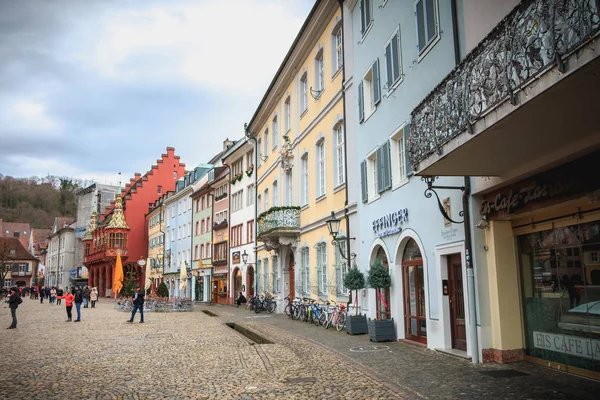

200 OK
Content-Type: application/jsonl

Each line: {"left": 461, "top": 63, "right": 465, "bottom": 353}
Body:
{"left": 0, "top": 174, "right": 88, "bottom": 229}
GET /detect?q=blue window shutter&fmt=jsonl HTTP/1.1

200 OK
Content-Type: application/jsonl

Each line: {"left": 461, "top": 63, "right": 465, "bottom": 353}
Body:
{"left": 391, "top": 33, "right": 400, "bottom": 82}
{"left": 373, "top": 59, "right": 381, "bottom": 105}
{"left": 358, "top": 82, "right": 364, "bottom": 122}
{"left": 360, "top": 0, "right": 365, "bottom": 33}
{"left": 405, "top": 124, "right": 414, "bottom": 176}
{"left": 377, "top": 147, "right": 384, "bottom": 194}
{"left": 416, "top": 0, "right": 426, "bottom": 52}
{"left": 382, "top": 140, "right": 392, "bottom": 190}
{"left": 360, "top": 160, "right": 368, "bottom": 202}
{"left": 385, "top": 43, "right": 393, "bottom": 89}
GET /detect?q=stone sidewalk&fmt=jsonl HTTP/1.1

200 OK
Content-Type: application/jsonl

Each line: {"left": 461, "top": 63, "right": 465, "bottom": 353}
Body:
{"left": 0, "top": 297, "right": 407, "bottom": 399}
{"left": 207, "top": 304, "right": 600, "bottom": 400}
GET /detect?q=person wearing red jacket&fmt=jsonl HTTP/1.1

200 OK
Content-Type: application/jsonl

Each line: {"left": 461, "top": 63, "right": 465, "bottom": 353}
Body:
{"left": 56, "top": 291, "right": 75, "bottom": 322}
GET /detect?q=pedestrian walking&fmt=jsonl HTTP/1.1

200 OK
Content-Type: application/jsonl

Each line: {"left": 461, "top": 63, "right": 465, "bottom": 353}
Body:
{"left": 39, "top": 286, "right": 45, "bottom": 304}
{"left": 83, "top": 286, "right": 90, "bottom": 308}
{"left": 90, "top": 287, "right": 98, "bottom": 308}
{"left": 56, "top": 287, "right": 63, "bottom": 305}
{"left": 127, "top": 288, "right": 144, "bottom": 323}
{"left": 56, "top": 291, "right": 75, "bottom": 322}
{"left": 6, "top": 287, "right": 22, "bottom": 329}
{"left": 73, "top": 287, "right": 83, "bottom": 322}
{"left": 50, "top": 287, "right": 56, "bottom": 304}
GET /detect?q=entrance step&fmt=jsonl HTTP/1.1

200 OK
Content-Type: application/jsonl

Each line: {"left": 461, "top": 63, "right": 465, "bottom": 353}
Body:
{"left": 435, "top": 348, "right": 471, "bottom": 361}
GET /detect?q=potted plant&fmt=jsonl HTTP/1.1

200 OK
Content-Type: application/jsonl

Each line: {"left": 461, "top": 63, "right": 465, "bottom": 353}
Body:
{"left": 245, "top": 164, "right": 254, "bottom": 177}
{"left": 344, "top": 264, "right": 367, "bottom": 335}
{"left": 366, "top": 259, "right": 396, "bottom": 342}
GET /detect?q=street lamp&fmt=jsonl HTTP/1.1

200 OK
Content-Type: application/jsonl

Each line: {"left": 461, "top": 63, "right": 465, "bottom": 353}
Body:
{"left": 242, "top": 250, "right": 249, "bottom": 265}
{"left": 325, "top": 211, "right": 356, "bottom": 261}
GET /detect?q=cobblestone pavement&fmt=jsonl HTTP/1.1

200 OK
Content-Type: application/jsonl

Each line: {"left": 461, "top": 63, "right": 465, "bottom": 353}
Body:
{"left": 210, "top": 305, "right": 600, "bottom": 400}
{"left": 0, "top": 298, "right": 407, "bottom": 400}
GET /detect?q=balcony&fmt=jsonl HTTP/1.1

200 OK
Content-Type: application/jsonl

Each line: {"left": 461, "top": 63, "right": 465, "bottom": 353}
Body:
{"left": 408, "top": 0, "right": 600, "bottom": 179}
{"left": 257, "top": 206, "right": 300, "bottom": 241}
{"left": 213, "top": 219, "right": 228, "bottom": 230}
{"left": 84, "top": 247, "right": 129, "bottom": 264}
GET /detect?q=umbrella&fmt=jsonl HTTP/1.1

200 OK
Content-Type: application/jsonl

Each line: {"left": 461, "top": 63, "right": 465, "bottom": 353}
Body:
{"left": 113, "top": 254, "right": 124, "bottom": 297}
{"left": 179, "top": 260, "right": 187, "bottom": 292}
{"left": 144, "top": 257, "right": 152, "bottom": 290}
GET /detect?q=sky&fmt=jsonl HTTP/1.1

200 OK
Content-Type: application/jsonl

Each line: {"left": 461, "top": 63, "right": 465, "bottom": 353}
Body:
{"left": 0, "top": 0, "right": 315, "bottom": 185}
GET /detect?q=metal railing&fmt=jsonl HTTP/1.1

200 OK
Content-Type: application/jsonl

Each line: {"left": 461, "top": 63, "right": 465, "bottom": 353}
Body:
{"left": 408, "top": 0, "right": 600, "bottom": 166}
{"left": 257, "top": 207, "right": 300, "bottom": 237}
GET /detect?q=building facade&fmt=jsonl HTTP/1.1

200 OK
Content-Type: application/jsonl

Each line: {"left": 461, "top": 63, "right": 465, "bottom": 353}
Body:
{"left": 407, "top": 0, "right": 600, "bottom": 378}
{"left": 45, "top": 217, "right": 76, "bottom": 290}
{"left": 191, "top": 182, "right": 213, "bottom": 302}
{"left": 210, "top": 167, "right": 230, "bottom": 305}
{"left": 0, "top": 237, "right": 38, "bottom": 287}
{"left": 146, "top": 196, "right": 165, "bottom": 293}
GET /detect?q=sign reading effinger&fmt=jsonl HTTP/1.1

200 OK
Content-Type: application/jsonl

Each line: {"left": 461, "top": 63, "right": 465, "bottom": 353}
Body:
{"left": 533, "top": 331, "right": 600, "bottom": 360}
{"left": 373, "top": 209, "right": 409, "bottom": 238}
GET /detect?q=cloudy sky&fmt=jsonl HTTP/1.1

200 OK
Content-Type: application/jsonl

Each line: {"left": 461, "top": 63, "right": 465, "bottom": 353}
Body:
{"left": 0, "top": 0, "right": 314, "bottom": 184}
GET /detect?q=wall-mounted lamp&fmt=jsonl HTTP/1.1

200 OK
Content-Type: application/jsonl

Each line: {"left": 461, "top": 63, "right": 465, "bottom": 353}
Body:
{"left": 309, "top": 86, "right": 323, "bottom": 100}
{"left": 325, "top": 211, "right": 356, "bottom": 261}
{"left": 475, "top": 216, "right": 489, "bottom": 230}
{"left": 242, "top": 250, "right": 249, "bottom": 265}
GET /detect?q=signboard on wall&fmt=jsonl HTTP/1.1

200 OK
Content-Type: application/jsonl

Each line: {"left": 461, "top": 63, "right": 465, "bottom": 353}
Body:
{"left": 232, "top": 251, "right": 240, "bottom": 264}
{"left": 372, "top": 208, "right": 409, "bottom": 238}
{"left": 533, "top": 331, "right": 600, "bottom": 360}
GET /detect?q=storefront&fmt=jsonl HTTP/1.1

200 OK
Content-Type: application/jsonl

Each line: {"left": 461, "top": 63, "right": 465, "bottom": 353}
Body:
{"left": 482, "top": 151, "right": 600, "bottom": 378}
{"left": 212, "top": 266, "right": 228, "bottom": 305}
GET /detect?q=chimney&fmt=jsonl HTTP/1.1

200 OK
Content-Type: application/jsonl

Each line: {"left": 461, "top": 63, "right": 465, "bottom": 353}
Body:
{"left": 223, "top": 138, "right": 235, "bottom": 151}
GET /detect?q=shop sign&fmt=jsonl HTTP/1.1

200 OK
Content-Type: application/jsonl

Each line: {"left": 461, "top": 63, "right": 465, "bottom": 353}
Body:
{"left": 232, "top": 251, "right": 240, "bottom": 264}
{"left": 533, "top": 331, "right": 600, "bottom": 360}
{"left": 372, "top": 209, "right": 408, "bottom": 238}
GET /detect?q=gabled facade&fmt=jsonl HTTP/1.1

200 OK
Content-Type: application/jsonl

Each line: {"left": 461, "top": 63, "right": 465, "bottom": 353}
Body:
{"left": 0, "top": 237, "right": 38, "bottom": 287}
{"left": 222, "top": 138, "right": 256, "bottom": 304}
{"left": 45, "top": 217, "right": 76, "bottom": 289}
{"left": 248, "top": 0, "right": 350, "bottom": 311}
{"left": 0, "top": 219, "right": 32, "bottom": 249}
{"left": 190, "top": 172, "right": 210, "bottom": 301}
{"left": 210, "top": 167, "right": 230, "bottom": 305}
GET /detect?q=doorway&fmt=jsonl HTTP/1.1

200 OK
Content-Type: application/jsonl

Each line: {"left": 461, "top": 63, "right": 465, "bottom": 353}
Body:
{"left": 447, "top": 254, "right": 467, "bottom": 351}
{"left": 402, "top": 239, "right": 427, "bottom": 344}
{"left": 233, "top": 268, "right": 242, "bottom": 298}
{"left": 246, "top": 266, "right": 255, "bottom": 296}
{"left": 288, "top": 252, "right": 295, "bottom": 300}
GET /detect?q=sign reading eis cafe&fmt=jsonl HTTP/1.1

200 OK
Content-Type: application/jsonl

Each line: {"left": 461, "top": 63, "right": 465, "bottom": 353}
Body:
{"left": 373, "top": 208, "right": 408, "bottom": 238}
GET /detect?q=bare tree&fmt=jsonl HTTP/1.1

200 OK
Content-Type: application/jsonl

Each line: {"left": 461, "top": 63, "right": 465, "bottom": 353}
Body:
{"left": 0, "top": 241, "right": 14, "bottom": 286}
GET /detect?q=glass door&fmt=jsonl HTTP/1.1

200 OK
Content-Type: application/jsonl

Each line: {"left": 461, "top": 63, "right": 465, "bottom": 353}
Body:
{"left": 403, "top": 240, "right": 427, "bottom": 344}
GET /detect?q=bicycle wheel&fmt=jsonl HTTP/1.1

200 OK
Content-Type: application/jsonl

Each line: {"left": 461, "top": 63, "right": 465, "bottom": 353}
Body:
{"left": 312, "top": 310, "right": 320, "bottom": 326}
{"left": 254, "top": 302, "right": 262, "bottom": 314}
{"left": 284, "top": 304, "right": 291, "bottom": 317}
{"left": 335, "top": 312, "right": 347, "bottom": 332}
{"left": 267, "top": 301, "right": 276, "bottom": 314}
{"left": 318, "top": 312, "right": 327, "bottom": 326}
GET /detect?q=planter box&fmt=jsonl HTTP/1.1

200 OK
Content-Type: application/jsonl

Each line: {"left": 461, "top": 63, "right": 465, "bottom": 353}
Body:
{"left": 346, "top": 314, "right": 368, "bottom": 335}
{"left": 368, "top": 318, "right": 396, "bottom": 342}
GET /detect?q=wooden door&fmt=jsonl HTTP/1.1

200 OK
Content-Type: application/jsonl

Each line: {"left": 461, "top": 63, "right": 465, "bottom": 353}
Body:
{"left": 211, "top": 280, "right": 218, "bottom": 303}
{"left": 448, "top": 254, "right": 467, "bottom": 351}
{"left": 403, "top": 263, "right": 427, "bottom": 344}
{"left": 288, "top": 253, "right": 295, "bottom": 300}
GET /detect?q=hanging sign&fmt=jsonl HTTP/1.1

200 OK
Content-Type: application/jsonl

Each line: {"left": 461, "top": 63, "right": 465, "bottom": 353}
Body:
{"left": 372, "top": 208, "right": 409, "bottom": 238}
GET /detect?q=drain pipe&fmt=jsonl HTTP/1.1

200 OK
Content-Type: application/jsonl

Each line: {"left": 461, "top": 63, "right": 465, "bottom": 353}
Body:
{"left": 451, "top": 0, "right": 479, "bottom": 364}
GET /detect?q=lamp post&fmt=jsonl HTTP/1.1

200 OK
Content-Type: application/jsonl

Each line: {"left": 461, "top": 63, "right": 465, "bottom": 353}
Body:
{"left": 242, "top": 250, "right": 249, "bottom": 265}
{"left": 325, "top": 211, "right": 356, "bottom": 261}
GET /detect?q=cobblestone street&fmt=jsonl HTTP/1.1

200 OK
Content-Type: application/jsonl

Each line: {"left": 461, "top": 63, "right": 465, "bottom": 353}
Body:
{"left": 3, "top": 299, "right": 600, "bottom": 400}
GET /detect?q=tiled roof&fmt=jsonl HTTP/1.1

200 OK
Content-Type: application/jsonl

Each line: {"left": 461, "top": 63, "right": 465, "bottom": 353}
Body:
{"left": 0, "top": 220, "right": 32, "bottom": 248}
{"left": 0, "top": 237, "right": 37, "bottom": 261}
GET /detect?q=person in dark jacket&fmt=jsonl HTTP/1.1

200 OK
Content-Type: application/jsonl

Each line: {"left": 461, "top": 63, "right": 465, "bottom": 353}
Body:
{"left": 236, "top": 292, "right": 246, "bottom": 307}
{"left": 128, "top": 288, "right": 144, "bottom": 323}
{"left": 83, "top": 286, "right": 91, "bottom": 308}
{"left": 73, "top": 286, "right": 83, "bottom": 322}
{"left": 7, "top": 287, "right": 21, "bottom": 329}
{"left": 56, "top": 287, "right": 63, "bottom": 305}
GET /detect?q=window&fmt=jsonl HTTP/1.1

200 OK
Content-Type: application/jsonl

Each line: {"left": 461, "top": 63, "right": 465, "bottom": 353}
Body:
{"left": 416, "top": 0, "right": 439, "bottom": 55}
{"left": 257, "top": 194, "right": 262, "bottom": 214}
{"left": 263, "top": 258, "right": 269, "bottom": 293}
{"left": 247, "top": 220, "right": 254, "bottom": 243}
{"left": 215, "top": 184, "right": 227, "bottom": 200}
{"left": 335, "top": 241, "right": 349, "bottom": 295}
{"left": 213, "top": 242, "right": 227, "bottom": 263}
{"left": 157, "top": 186, "right": 163, "bottom": 195}
{"left": 334, "top": 123, "right": 345, "bottom": 186}
{"left": 247, "top": 184, "right": 255, "bottom": 207}
{"left": 367, "top": 151, "right": 379, "bottom": 201}
{"left": 246, "top": 150, "right": 254, "bottom": 171}
{"left": 300, "top": 73, "right": 308, "bottom": 114}
{"left": 589, "top": 252, "right": 599, "bottom": 262}
{"left": 215, "top": 210, "right": 227, "bottom": 224}
{"left": 194, "top": 245, "right": 199, "bottom": 260}
{"left": 201, "top": 196, "right": 205, "bottom": 210}
{"left": 263, "top": 189, "right": 269, "bottom": 211}
{"left": 206, "top": 217, "right": 210, "bottom": 232}
{"left": 257, "top": 138, "right": 262, "bottom": 166}
{"left": 284, "top": 96, "right": 291, "bottom": 132}
{"left": 264, "top": 128, "right": 269, "bottom": 157}
{"left": 360, "top": 0, "right": 373, "bottom": 36}
{"left": 314, "top": 48, "right": 325, "bottom": 94}
{"left": 358, "top": 60, "right": 380, "bottom": 122}
{"left": 316, "top": 140, "right": 326, "bottom": 198}
{"left": 390, "top": 124, "right": 412, "bottom": 187}
{"left": 206, "top": 242, "right": 211, "bottom": 258}
{"left": 316, "top": 243, "right": 328, "bottom": 295}
{"left": 301, "top": 247, "right": 310, "bottom": 296}
{"left": 285, "top": 170, "right": 293, "bottom": 206}
{"left": 201, "top": 244, "right": 205, "bottom": 259}
{"left": 196, "top": 221, "right": 200, "bottom": 236}
{"left": 256, "top": 259, "right": 262, "bottom": 293}
{"left": 301, "top": 154, "right": 309, "bottom": 206}
{"left": 232, "top": 159, "right": 243, "bottom": 178}
{"left": 232, "top": 190, "right": 243, "bottom": 212}
{"left": 200, "top": 219, "right": 205, "bottom": 234}
{"left": 272, "top": 116, "right": 279, "bottom": 149}
{"left": 332, "top": 23, "right": 343, "bottom": 74}
{"left": 272, "top": 181, "right": 279, "bottom": 207}
{"left": 231, "top": 224, "right": 243, "bottom": 247}
{"left": 272, "top": 255, "right": 279, "bottom": 292}
{"left": 385, "top": 27, "right": 402, "bottom": 91}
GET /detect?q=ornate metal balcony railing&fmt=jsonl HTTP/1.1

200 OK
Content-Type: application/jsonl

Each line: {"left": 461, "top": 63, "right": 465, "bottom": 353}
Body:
{"left": 257, "top": 206, "right": 301, "bottom": 237}
{"left": 408, "top": 0, "right": 600, "bottom": 167}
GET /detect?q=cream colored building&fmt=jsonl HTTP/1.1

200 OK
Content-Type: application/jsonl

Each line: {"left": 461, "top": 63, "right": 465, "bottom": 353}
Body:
{"left": 146, "top": 197, "right": 165, "bottom": 292}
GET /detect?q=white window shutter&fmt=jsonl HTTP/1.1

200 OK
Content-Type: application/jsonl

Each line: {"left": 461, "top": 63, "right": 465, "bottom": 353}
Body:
{"left": 358, "top": 82, "right": 364, "bottom": 122}
{"left": 360, "top": 160, "right": 368, "bottom": 202}
{"left": 373, "top": 59, "right": 381, "bottom": 105}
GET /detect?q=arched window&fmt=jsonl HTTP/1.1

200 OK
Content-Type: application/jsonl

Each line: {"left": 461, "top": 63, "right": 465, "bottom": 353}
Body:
{"left": 402, "top": 239, "right": 426, "bottom": 344}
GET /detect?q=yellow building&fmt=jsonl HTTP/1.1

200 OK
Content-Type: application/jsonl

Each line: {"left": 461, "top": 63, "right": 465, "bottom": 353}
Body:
{"left": 146, "top": 197, "right": 165, "bottom": 293}
{"left": 248, "top": 0, "right": 350, "bottom": 308}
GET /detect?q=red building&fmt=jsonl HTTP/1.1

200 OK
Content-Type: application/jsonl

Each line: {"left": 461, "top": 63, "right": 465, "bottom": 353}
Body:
{"left": 84, "top": 148, "right": 186, "bottom": 297}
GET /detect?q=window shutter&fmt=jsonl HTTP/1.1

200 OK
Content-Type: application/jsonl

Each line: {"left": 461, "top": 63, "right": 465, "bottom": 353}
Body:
{"left": 416, "top": 0, "right": 426, "bottom": 52}
{"left": 360, "top": 160, "right": 368, "bottom": 202}
{"left": 316, "top": 264, "right": 322, "bottom": 294}
{"left": 382, "top": 140, "right": 392, "bottom": 190}
{"left": 377, "top": 147, "right": 384, "bottom": 193}
{"left": 385, "top": 43, "right": 393, "bottom": 89}
{"left": 373, "top": 59, "right": 381, "bottom": 105}
{"left": 426, "top": 0, "right": 437, "bottom": 43}
{"left": 358, "top": 82, "right": 364, "bottom": 122}
{"left": 360, "top": 0, "right": 365, "bottom": 33}
{"left": 404, "top": 124, "right": 414, "bottom": 176}
{"left": 392, "top": 33, "right": 400, "bottom": 82}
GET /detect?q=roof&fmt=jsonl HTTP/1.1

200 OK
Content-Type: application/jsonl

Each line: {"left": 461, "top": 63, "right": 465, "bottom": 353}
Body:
{"left": 0, "top": 220, "right": 32, "bottom": 248}
{"left": 0, "top": 237, "right": 37, "bottom": 261}
{"left": 53, "top": 217, "right": 75, "bottom": 234}
{"left": 30, "top": 229, "right": 51, "bottom": 252}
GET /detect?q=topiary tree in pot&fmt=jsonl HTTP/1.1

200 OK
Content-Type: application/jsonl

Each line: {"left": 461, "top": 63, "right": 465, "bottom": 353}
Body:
{"left": 156, "top": 281, "right": 169, "bottom": 298}
{"left": 344, "top": 265, "right": 368, "bottom": 335}
{"left": 366, "top": 259, "right": 396, "bottom": 342}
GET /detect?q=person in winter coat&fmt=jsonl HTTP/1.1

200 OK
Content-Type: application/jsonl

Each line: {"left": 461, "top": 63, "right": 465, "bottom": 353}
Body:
{"left": 50, "top": 287, "right": 56, "bottom": 304}
{"left": 90, "top": 287, "right": 98, "bottom": 308}
{"left": 6, "top": 287, "right": 22, "bottom": 329}
{"left": 56, "top": 287, "right": 63, "bottom": 305}
{"left": 56, "top": 290, "right": 75, "bottom": 322}
{"left": 127, "top": 288, "right": 144, "bottom": 323}
{"left": 39, "top": 286, "right": 45, "bottom": 304}
{"left": 83, "top": 286, "right": 91, "bottom": 308}
{"left": 73, "top": 287, "right": 83, "bottom": 322}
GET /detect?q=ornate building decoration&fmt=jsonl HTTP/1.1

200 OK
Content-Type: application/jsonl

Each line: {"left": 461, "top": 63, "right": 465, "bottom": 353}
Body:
{"left": 106, "top": 196, "right": 130, "bottom": 230}
{"left": 279, "top": 135, "right": 294, "bottom": 172}
{"left": 83, "top": 211, "right": 97, "bottom": 240}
